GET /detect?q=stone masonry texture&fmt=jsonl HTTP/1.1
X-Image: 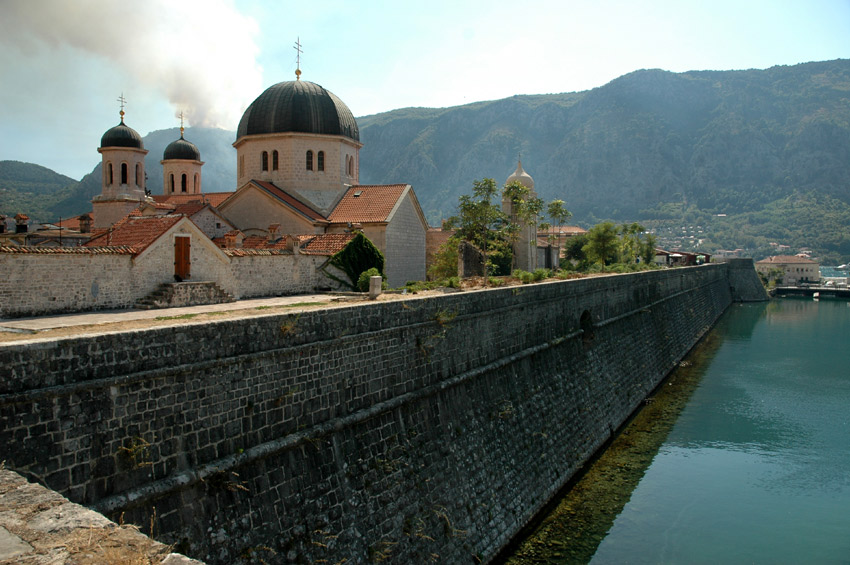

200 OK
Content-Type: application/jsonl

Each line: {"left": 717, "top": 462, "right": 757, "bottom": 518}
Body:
{"left": 0, "top": 264, "right": 742, "bottom": 563}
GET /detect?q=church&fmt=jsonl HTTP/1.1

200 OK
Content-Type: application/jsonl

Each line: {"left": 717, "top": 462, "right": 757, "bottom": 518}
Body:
{"left": 0, "top": 71, "right": 432, "bottom": 317}
{"left": 90, "top": 69, "right": 429, "bottom": 289}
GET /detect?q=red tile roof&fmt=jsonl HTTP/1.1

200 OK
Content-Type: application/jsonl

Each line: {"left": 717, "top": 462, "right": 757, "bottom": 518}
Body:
{"left": 248, "top": 181, "right": 327, "bottom": 222}
{"left": 756, "top": 255, "right": 819, "bottom": 264}
{"left": 152, "top": 193, "right": 234, "bottom": 208}
{"left": 241, "top": 235, "right": 291, "bottom": 250}
{"left": 0, "top": 245, "right": 136, "bottom": 255}
{"left": 300, "top": 233, "right": 354, "bottom": 255}
{"left": 327, "top": 184, "right": 409, "bottom": 224}
{"left": 84, "top": 215, "right": 184, "bottom": 254}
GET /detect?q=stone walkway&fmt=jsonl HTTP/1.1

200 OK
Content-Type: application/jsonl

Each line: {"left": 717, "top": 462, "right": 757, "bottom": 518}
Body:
{"left": 0, "top": 467, "right": 202, "bottom": 564}
{"left": 0, "top": 293, "right": 369, "bottom": 343}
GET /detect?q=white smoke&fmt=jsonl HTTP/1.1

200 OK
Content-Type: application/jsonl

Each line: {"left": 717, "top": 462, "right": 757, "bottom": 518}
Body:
{"left": 0, "top": 0, "right": 262, "bottom": 129}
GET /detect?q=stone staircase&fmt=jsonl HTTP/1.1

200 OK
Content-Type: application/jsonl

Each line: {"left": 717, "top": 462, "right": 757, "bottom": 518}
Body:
{"left": 135, "top": 282, "right": 235, "bottom": 310}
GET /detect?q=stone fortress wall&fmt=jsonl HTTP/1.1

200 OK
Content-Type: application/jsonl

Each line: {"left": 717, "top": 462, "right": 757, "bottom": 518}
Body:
{"left": 0, "top": 264, "right": 763, "bottom": 563}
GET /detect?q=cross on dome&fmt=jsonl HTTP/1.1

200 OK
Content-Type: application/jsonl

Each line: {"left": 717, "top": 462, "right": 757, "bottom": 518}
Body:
{"left": 294, "top": 37, "right": 303, "bottom": 80}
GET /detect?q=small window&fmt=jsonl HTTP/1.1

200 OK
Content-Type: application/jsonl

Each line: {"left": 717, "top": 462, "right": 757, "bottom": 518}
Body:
{"left": 135, "top": 163, "right": 142, "bottom": 187}
{"left": 272, "top": 150, "right": 279, "bottom": 171}
{"left": 181, "top": 173, "right": 187, "bottom": 192}
{"left": 262, "top": 151, "right": 269, "bottom": 171}
{"left": 170, "top": 174, "right": 175, "bottom": 193}
{"left": 107, "top": 163, "right": 113, "bottom": 185}
{"left": 348, "top": 155, "right": 354, "bottom": 176}
{"left": 239, "top": 155, "right": 244, "bottom": 177}
{"left": 121, "top": 163, "right": 128, "bottom": 184}
{"left": 318, "top": 151, "right": 324, "bottom": 171}
{"left": 306, "top": 150, "right": 313, "bottom": 171}
{"left": 194, "top": 173, "right": 199, "bottom": 191}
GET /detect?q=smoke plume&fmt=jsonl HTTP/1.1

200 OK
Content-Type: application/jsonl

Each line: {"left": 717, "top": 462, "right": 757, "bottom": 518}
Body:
{"left": 0, "top": 0, "right": 262, "bottom": 129}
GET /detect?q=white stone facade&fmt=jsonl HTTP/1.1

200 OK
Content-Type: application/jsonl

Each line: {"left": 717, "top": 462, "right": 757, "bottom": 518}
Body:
{"left": 162, "top": 159, "right": 203, "bottom": 195}
{"left": 234, "top": 133, "right": 361, "bottom": 213}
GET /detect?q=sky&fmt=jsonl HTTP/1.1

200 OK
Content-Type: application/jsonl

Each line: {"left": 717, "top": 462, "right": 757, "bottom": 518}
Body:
{"left": 1, "top": 0, "right": 849, "bottom": 181}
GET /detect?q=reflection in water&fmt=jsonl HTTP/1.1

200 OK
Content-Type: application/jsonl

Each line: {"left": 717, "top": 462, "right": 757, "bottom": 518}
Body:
{"left": 505, "top": 300, "right": 850, "bottom": 564}
{"left": 590, "top": 300, "right": 850, "bottom": 564}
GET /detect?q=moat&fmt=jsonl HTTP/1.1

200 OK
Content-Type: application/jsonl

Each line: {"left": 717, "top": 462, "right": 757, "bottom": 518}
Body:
{"left": 506, "top": 298, "right": 850, "bottom": 564}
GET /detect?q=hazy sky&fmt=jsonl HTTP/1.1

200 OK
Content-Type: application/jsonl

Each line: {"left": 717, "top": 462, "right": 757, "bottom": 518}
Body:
{"left": 1, "top": 0, "right": 849, "bottom": 180}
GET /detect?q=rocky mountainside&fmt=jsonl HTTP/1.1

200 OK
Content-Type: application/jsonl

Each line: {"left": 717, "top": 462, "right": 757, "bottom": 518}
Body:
{"left": 5, "top": 59, "right": 849, "bottom": 261}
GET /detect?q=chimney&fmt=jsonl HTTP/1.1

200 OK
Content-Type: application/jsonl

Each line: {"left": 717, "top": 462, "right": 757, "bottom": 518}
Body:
{"left": 14, "top": 213, "right": 29, "bottom": 233}
{"left": 79, "top": 213, "right": 92, "bottom": 234}
{"left": 224, "top": 230, "right": 244, "bottom": 248}
{"left": 267, "top": 223, "right": 281, "bottom": 242}
{"left": 285, "top": 234, "right": 297, "bottom": 252}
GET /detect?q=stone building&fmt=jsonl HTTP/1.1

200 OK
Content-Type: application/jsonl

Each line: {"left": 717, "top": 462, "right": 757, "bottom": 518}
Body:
{"left": 755, "top": 255, "right": 820, "bottom": 285}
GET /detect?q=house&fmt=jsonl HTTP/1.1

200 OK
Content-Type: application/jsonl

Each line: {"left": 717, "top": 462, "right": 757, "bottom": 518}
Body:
{"left": 755, "top": 255, "right": 820, "bottom": 285}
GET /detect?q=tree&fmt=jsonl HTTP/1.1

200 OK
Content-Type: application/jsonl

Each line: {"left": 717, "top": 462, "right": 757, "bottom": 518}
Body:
{"left": 641, "top": 232, "right": 658, "bottom": 264}
{"left": 547, "top": 200, "right": 572, "bottom": 245}
{"left": 445, "top": 178, "right": 508, "bottom": 275}
{"left": 502, "top": 180, "right": 544, "bottom": 271}
{"left": 583, "top": 222, "right": 620, "bottom": 266}
{"left": 619, "top": 222, "right": 646, "bottom": 264}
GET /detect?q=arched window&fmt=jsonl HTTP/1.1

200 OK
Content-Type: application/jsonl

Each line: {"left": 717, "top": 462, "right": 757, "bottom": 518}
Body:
{"left": 262, "top": 151, "right": 269, "bottom": 171}
{"left": 121, "top": 163, "right": 128, "bottom": 185}
{"left": 170, "top": 174, "right": 175, "bottom": 193}
{"left": 348, "top": 155, "right": 354, "bottom": 176}
{"left": 306, "top": 150, "right": 313, "bottom": 171}
{"left": 272, "top": 150, "right": 279, "bottom": 171}
{"left": 345, "top": 156, "right": 350, "bottom": 176}
{"left": 181, "top": 173, "right": 187, "bottom": 192}
{"left": 318, "top": 151, "right": 324, "bottom": 171}
{"left": 107, "top": 163, "right": 113, "bottom": 185}
{"left": 136, "top": 163, "right": 142, "bottom": 186}
{"left": 194, "top": 173, "right": 199, "bottom": 192}
{"left": 239, "top": 155, "right": 244, "bottom": 177}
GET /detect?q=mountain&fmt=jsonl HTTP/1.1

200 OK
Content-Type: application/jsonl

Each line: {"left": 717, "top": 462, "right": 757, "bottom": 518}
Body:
{"left": 0, "top": 161, "right": 78, "bottom": 220}
{"left": 5, "top": 59, "right": 850, "bottom": 262}
{"left": 358, "top": 59, "right": 850, "bottom": 225}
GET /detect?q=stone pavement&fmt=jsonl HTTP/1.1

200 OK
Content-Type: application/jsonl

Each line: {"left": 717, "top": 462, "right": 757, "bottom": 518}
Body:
{"left": 0, "top": 293, "right": 354, "bottom": 334}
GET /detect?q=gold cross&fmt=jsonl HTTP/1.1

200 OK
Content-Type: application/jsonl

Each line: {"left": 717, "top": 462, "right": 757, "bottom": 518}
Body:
{"left": 294, "top": 37, "right": 303, "bottom": 79}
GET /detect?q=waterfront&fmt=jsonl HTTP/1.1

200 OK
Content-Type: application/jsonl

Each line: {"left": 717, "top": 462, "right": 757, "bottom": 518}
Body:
{"left": 506, "top": 298, "right": 850, "bottom": 564}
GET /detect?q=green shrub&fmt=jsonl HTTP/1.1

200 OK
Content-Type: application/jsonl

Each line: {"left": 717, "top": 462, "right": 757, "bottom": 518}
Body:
{"left": 357, "top": 268, "right": 384, "bottom": 292}
{"left": 532, "top": 268, "right": 551, "bottom": 281}
{"left": 324, "top": 233, "right": 385, "bottom": 290}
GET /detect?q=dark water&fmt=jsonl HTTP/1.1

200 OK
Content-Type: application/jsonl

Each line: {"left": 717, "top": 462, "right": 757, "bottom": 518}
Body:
{"left": 506, "top": 299, "right": 850, "bottom": 564}
{"left": 591, "top": 299, "right": 850, "bottom": 564}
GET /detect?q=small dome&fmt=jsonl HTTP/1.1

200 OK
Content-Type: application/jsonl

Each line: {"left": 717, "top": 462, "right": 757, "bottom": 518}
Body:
{"left": 237, "top": 80, "right": 359, "bottom": 142}
{"left": 163, "top": 136, "right": 201, "bottom": 161}
{"left": 506, "top": 160, "right": 535, "bottom": 191}
{"left": 100, "top": 121, "right": 144, "bottom": 149}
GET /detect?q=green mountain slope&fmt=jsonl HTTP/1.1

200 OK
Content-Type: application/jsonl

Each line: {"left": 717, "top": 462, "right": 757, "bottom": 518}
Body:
{"left": 0, "top": 161, "right": 78, "bottom": 220}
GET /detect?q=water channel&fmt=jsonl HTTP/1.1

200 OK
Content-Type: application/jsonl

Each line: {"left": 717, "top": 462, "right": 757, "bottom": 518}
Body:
{"left": 504, "top": 298, "right": 850, "bottom": 564}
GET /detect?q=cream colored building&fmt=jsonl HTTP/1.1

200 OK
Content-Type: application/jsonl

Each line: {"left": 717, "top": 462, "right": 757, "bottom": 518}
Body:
{"left": 755, "top": 255, "right": 820, "bottom": 285}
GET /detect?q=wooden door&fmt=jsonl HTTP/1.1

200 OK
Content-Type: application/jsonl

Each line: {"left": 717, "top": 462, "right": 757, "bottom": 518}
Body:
{"left": 174, "top": 236, "right": 191, "bottom": 280}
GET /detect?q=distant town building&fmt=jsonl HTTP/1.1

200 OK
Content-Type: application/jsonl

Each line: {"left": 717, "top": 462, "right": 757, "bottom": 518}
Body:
{"left": 755, "top": 255, "right": 819, "bottom": 285}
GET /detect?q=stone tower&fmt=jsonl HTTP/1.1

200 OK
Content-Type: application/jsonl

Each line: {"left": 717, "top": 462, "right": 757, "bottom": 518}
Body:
{"left": 93, "top": 103, "right": 151, "bottom": 229}
{"left": 162, "top": 124, "right": 203, "bottom": 196}
{"left": 502, "top": 160, "right": 538, "bottom": 272}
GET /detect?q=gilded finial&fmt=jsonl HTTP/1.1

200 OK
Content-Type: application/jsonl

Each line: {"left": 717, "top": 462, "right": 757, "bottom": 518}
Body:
{"left": 294, "top": 37, "right": 303, "bottom": 80}
{"left": 117, "top": 93, "right": 127, "bottom": 123}
{"left": 179, "top": 111, "right": 185, "bottom": 138}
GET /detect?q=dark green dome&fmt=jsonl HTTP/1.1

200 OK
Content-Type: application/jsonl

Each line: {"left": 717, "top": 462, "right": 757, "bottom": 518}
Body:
{"left": 163, "top": 136, "right": 201, "bottom": 161}
{"left": 100, "top": 121, "right": 144, "bottom": 149}
{"left": 237, "top": 80, "right": 359, "bottom": 142}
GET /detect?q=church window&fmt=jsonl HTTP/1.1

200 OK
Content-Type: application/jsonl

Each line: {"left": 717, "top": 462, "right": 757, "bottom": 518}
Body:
{"left": 306, "top": 150, "right": 313, "bottom": 171}
{"left": 107, "top": 163, "right": 113, "bottom": 185}
{"left": 262, "top": 151, "right": 269, "bottom": 171}
{"left": 318, "top": 151, "right": 324, "bottom": 171}
{"left": 348, "top": 155, "right": 354, "bottom": 176}
{"left": 181, "top": 173, "right": 187, "bottom": 192}
{"left": 272, "top": 150, "right": 279, "bottom": 170}
{"left": 170, "top": 174, "right": 175, "bottom": 193}
{"left": 239, "top": 155, "right": 244, "bottom": 177}
{"left": 121, "top": 163, "right": 128, "bottom": 185}
{"left": 136, "top": 163, "right": 142, "bottom": 186}
{"left": 194, "top": 173, "right": 199, "bottom": 192}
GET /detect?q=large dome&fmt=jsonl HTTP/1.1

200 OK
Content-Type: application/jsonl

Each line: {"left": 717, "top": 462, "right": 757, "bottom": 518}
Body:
{"left": 237, "top": 80, "right": 359, "bottom": 142}
{"left": 100, "top": 121, "right": 144, "bottom": 149}
{"left": 163, "top": 136, "right": 201, "bottom": 161}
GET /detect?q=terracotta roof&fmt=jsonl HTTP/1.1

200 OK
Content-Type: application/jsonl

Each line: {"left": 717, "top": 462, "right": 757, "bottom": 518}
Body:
{"left": 0, "top": 245, "right": 135, "bottom": 255}
{"left": 172, "top": 202, "right": 207, "bottom": 216}
{"left": 85, "top": 215, "right": 184, "bottom": 254}
{"left": 249, "top": 181, "right": 327, "bottom": 222}
{"left": 300, "top": 233, "right": 354, "bottom": 255}
{"left": 152, "top": 193, "right": 234, "bottom": 208}
{"left": 241, "top": 235, "right": 291, "bottom": 250}
{"left": 756, "top": 255, "right": 819, "bottom": 264}
{"left": 56, "top": 215, "right": 91, "bottom": 230}
{"left": 223, "top": 248, "right": 293, "bottom": 257}
{"left": 327, "top": 184, "right": 409, "bottom": 224}
{"left": 538, "top": 225, "right": 587, "bottom": 236}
